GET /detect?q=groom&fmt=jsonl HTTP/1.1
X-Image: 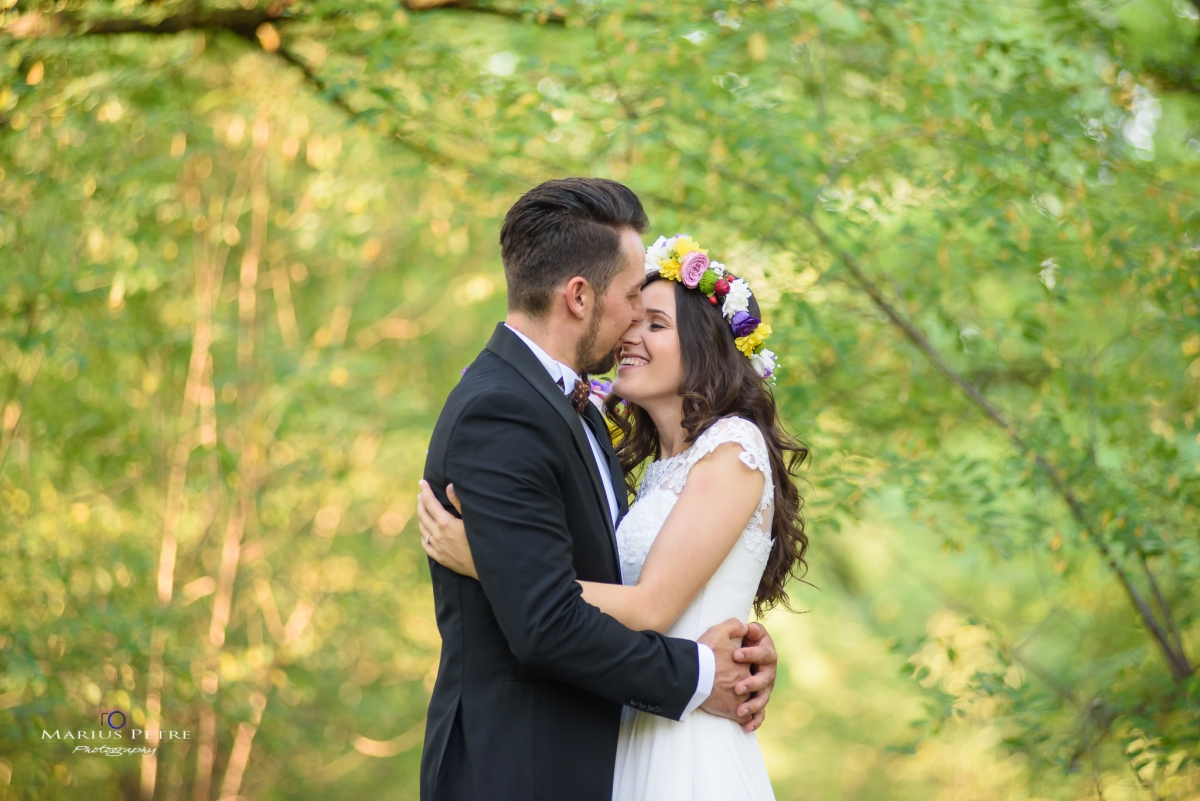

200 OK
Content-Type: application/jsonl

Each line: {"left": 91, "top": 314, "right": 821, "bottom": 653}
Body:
{"left": 420, "top": 178, "right": 779, "bottom": 801}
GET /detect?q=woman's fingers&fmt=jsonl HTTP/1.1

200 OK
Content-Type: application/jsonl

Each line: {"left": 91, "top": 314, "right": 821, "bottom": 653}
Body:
{"left": 420, "top": 535, "right": 437, "bottom": 560}
{"left": 735, "top": 668, "right": 774, "bottom": 696}
{"left": 416, "top": 502, "right": 434, "bottom": 542}
{"left": 446, "top": 483, "right": 463, "bottom": 514}
{"left": 418, "top": 481, "right": 441, "bottom": 519}
{"left": 419, "top": 480, "right": 459, "bottom": 525}
{"left": 736, "top": 686, "right": 771, "bottom": 718}
{"left": 417, "top": 517, "right": 436, "bottom": 557}
{"left": 415, "top": 488, "right": 433, "bottom": 532}
{"left": 742, "top": 708, "right": 766, "bottom": 733}
{"left": 418, "top": 522, "right": 443, "bottom": 562}
{"left": 733, "top": 643, "right": 778, "bottom": 667}
{"left": 416, "top": 485, "right": 442, "bottom": 551}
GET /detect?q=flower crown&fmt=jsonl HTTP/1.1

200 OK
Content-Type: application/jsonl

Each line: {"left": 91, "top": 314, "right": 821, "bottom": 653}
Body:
{"left": 644, "top": 234, "right": 777, "bottom": 380}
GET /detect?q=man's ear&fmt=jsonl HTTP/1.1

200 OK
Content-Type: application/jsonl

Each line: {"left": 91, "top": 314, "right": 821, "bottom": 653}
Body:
{"left": 563, "top": 276, "right": 591, "bottom": 321}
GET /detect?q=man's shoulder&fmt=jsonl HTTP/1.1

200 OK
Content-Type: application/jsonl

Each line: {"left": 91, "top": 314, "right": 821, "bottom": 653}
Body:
{"left": 430, "top": 359, "right": 565, "bottom": 468}
{"left": 434, "top": 351, "right": 546, "bottom": 432}
{"left": 445, "top": 350, "right": 531, "bottom": 405}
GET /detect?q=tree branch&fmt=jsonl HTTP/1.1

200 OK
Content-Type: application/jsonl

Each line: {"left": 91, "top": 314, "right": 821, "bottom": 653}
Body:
{"left": 1140, "top": 552, "right": 1187, "bottom": 658}
{"left": 1143, "top": 59, "right": 1200, "bottom": 96}
{"left": 2, "top": 1, "right": 579, "bottom": 41}
{"left": 799, "top": 212, "right": 1194, "bottom": 682}
{"left": 406, "top": 0, "right": 569, "bottom": 25}
{"left": 1, "top": 0, "right": 577, "bottom": 166}
{"left": 270, "top": 43, "right": 459, "bottom": 169}
{"left": 5, "top": 6, "right": 281, "bottom": 39}
{"left": 712, "top": 166, "right": 1194, "bottom": 684}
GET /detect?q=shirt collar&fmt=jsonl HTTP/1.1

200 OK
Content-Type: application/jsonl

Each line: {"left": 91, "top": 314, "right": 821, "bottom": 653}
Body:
{"left": 504, "top": 323, "right": 580, "bottom": 395}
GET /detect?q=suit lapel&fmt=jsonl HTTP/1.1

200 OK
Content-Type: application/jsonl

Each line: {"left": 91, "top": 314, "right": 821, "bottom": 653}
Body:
{"left": 582, "top": 401, "right": 629, "bottom": 524}
{"left": 485, "top": 324, "right": 621, "bottom": 574}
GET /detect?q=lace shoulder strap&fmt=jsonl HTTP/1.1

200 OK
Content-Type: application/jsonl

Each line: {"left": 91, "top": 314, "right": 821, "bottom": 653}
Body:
{"left": 662, "top": 417, "right": 773, "bottom": 502}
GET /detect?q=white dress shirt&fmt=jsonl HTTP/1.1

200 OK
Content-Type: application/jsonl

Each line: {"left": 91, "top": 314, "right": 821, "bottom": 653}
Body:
{"left": 504, "top": 324, "right": 714, "bottom": 719}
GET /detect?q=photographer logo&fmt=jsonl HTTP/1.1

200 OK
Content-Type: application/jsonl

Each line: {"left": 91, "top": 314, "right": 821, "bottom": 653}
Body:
{"left": 41, "top": 709, "right": 191, "bottom": 756}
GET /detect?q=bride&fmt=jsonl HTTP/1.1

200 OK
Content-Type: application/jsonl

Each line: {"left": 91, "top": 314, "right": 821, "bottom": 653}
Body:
{"left": 418, "top": 234, "right": 809, "bottom": 800}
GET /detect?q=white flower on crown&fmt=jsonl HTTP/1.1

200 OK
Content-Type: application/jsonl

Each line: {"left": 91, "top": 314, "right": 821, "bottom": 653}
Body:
{"left": 750, "top": 348, "right": 777, "bottom": 379}
{"left": 644, "top": 235, "right": 676, "bottom": 274}
{"left": 721, "top": 278, "right": 752, "bottom": 319}
{"left": 709, "top": 260, "right": 727, "bottom": 277}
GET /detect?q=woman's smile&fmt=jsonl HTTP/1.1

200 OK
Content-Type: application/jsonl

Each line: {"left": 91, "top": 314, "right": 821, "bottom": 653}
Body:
{"left": 618, "top": 352, "right": 649, "bottom": 370}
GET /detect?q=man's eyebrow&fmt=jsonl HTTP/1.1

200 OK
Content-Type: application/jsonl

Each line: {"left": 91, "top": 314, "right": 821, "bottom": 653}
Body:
{"left": 645, "top": 307, "right": 673, "bottom": 319}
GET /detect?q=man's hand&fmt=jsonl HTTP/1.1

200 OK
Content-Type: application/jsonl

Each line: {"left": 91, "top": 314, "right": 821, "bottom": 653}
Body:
{"left": 732, "top": 621, "right": 777, "bottom": 733}
{"left": 697, "top": 619, "right": 752, "bottom": 724}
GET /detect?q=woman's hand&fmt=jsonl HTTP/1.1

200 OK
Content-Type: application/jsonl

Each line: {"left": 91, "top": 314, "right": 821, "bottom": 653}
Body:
{"left": 417, "top": 480, "right": 478, "bottom": 579}
{"left": 733, "top": 622, "right": 777, "bottom": 733}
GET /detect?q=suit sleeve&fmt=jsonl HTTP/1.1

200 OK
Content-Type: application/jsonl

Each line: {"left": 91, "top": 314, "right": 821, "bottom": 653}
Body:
{"left": 442, "top": 390, "right": 700, "bottom": 720}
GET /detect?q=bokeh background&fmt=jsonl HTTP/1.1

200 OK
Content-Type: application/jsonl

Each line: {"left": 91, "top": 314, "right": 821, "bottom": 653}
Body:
{"left": 2, "top": 0, "right": 1199, "bottom": 798}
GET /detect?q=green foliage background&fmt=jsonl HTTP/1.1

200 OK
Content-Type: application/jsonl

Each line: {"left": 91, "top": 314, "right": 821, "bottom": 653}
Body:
{"left": 1, "top": 0, "right": 1198, "bottom": 798}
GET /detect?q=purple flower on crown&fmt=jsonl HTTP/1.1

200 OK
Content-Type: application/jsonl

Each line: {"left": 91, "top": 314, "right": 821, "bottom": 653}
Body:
{"left": 589, "top": 378, "right": 613, "bottom": 398}
{"left": 730, "top": 311, "right": 760, "bottom": 338}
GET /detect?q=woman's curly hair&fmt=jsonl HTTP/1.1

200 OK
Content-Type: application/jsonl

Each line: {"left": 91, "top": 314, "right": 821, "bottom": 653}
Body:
{"left": 604, "top": 273, "right": 809, "bottom": 615}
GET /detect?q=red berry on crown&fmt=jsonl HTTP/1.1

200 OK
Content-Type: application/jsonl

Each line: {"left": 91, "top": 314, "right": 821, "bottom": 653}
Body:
{"left": 708, "top": 295, "right": 718, "bottom": 306}
{"left": 714, "top": 278, "right": 730, "bottom": 297}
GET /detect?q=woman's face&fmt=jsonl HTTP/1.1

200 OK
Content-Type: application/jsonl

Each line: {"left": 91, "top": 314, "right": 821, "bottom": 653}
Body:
{"left": 611, "top": 280, "right": 684, "bottom": 407}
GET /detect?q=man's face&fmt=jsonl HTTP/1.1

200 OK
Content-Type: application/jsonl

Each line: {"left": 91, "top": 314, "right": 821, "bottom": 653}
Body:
{"left": 578, "top": 228, "right": 646, "bottom": 375}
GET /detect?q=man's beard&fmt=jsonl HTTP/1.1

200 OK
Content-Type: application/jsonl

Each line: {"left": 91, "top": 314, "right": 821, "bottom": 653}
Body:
{"left": 583, "top": 343, "right": 619, "bottom": 377}
{"left": 576, "top": 299, "right": 618, "bottom": 376}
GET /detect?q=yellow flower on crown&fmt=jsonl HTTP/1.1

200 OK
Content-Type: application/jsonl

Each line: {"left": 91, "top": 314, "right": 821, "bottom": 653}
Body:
{"left": 735, "top": 323, "right": 772, "bottom": 357}
{"left": 671, "top": 236, "right": 705, "bottom": 259}
{"left": 657, "top": 258, "right": 682, "bottom": 281}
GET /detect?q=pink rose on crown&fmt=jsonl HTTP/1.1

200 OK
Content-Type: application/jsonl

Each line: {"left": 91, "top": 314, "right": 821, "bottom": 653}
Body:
{"left": 679, "top": 251, "right": 710, "bottom": 288}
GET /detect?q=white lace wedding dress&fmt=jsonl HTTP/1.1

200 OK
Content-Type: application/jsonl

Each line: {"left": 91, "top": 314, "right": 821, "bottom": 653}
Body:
{"left": 611, "top": 416, "right": 777, "bottom": 801}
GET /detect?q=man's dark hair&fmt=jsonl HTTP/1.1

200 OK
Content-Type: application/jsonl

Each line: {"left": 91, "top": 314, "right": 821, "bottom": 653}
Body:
{"left": 500, "top": 178, "right": 649, "bottom": 317}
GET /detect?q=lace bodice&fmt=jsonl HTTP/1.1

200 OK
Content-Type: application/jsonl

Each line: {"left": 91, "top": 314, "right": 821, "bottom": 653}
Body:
{"left": 615, "top": 416, "right": 775, "bottom": 639}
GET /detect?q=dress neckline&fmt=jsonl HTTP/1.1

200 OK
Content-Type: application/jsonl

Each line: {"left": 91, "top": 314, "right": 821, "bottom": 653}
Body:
{"left": 639, "top": 420, "right": 725, "bottom": 495}
{"left": 649, "top": 416, "right": 747, "bottom": 468}
{"left": 654, "top": 444, "right": 691, "bottom": 466}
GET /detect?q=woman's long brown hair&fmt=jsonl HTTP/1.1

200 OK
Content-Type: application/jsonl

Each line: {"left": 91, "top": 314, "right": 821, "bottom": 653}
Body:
{"left": 603, "top": 274, "right": 809, "bottom": 615}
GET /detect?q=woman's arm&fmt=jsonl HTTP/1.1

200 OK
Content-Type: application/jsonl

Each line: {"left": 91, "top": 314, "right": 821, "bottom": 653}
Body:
{"left": 417, "top": 442, "right": 763, "bottom": 632}
{"left": 417, "top": 453, "right": 775, "bottom": 731}
{"left": 577, "top": 441, "right": 763, "bottom": 632}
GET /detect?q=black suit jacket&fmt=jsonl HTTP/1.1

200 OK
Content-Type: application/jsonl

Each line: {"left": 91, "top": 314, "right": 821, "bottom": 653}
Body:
{"left": 419, "top": 323, "right": 701, "bottom": 801}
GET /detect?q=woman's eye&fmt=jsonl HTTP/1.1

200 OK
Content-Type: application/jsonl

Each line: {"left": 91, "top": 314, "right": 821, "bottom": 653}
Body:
{"left": 649, "top": 323, "right": 664, "bottom": 331}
